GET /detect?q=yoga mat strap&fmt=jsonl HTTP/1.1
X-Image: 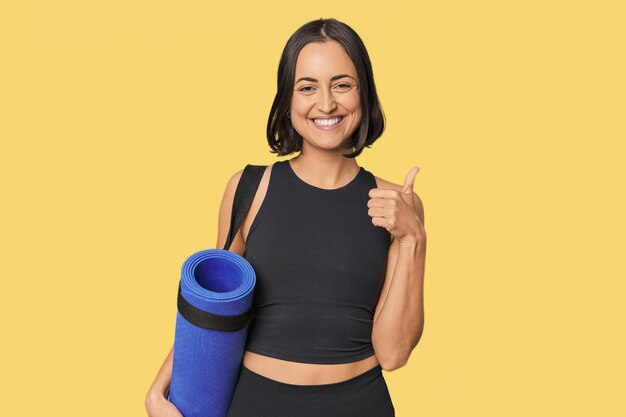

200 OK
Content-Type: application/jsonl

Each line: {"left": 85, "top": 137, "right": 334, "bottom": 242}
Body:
{"left": 224, "top": 164, "right": 267, "bottom": 251}
{"left": 177, "top": 281, "right": 254, "bottom": 331}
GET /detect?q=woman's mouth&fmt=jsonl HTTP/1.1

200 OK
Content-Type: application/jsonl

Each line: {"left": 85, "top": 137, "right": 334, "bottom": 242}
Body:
{"left": 311, "top": 116, "right": 345, "bottom": 130}
{"left": 310, "top": 116, "right": 346, "bottom": 130}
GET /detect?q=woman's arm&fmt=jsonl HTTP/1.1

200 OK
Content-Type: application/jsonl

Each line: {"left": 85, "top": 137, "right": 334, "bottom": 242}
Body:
{"left": 371, "top": 191, "right": 426, "bottom": 371}
{"left": 145, "top": 345, "right": 174, "bottom": 406}
{"left": 145, "top": 169, "right": 245, "bottom": 413}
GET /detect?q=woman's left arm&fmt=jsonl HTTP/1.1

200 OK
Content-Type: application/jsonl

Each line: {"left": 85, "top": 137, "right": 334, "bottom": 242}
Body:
{"left": 368, "top": 167, "right": 426, "bottom": 371}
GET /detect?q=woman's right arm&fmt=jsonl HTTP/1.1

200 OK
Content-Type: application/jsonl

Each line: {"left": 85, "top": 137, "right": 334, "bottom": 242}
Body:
{"left": 145, "top": 346, "right": 177, "bottom": 416}
{"left": 145, "top": 169, "right": 245, "bottom": 416}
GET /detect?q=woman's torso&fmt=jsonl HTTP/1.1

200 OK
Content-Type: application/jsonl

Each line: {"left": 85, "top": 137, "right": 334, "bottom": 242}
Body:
{"left": 239, "top": 160, "right": 390, "bottom": 385}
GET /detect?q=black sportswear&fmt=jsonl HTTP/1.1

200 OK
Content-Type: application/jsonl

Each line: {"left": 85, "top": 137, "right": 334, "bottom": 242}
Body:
{"left": 243, "top": 159, "right": 391, "bottom": 364}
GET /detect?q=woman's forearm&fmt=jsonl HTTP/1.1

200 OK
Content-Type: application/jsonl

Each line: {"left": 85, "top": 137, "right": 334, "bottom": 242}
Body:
{"left": 146, "top": 344, "right": 174, "bottom": 403}
{"left": 371, "top": 238, "right": 425, "bottom": 369}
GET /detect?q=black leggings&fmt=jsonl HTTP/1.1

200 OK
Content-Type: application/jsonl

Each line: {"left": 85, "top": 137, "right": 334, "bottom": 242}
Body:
{"left": 226, "top": 363, "right": 395, "bottom": 417}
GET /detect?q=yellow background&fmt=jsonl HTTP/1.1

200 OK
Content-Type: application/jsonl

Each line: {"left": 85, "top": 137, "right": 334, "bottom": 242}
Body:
{"left": 1, "top": 1, "right": 624, "bottom": 416}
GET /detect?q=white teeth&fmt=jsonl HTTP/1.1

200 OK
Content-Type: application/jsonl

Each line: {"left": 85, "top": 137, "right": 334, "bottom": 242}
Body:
{"left": 313, "top": 116, "right": 342, "bottom": 126}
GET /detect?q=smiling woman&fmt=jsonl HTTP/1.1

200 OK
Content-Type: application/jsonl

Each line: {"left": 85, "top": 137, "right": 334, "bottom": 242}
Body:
{"left": 266, "top": 19, "right": 386, "bottom": 159}
{"left": 291, "top": 46, "right": 361, "bottom": 141}
{"left": 145, "top": 17, "right": 408, "bottom": 417}
{"left": 223, "top": 19, "right": 398, "bottom": 417}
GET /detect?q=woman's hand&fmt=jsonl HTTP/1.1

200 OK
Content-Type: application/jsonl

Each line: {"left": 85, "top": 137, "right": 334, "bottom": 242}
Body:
{"left": 367, "top": 166, "right": 426, "bottom": 245}
{"left": 145, "top": 388, "right": 184, "bottom": 417}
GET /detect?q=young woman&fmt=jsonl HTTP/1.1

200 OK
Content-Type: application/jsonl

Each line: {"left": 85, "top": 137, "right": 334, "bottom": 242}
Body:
{"left": 146, "top": 18, "right": 426, "bottom": 417}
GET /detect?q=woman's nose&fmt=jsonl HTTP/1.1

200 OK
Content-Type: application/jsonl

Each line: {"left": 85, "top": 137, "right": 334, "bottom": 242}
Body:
{"left": 316, "top": 88, "right": 337, "bottom": 113}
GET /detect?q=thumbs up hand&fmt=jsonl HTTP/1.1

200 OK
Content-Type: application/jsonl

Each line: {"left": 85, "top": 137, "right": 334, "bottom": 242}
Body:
{"left": 367, "top": 166, "right": 426, "bottom": 245}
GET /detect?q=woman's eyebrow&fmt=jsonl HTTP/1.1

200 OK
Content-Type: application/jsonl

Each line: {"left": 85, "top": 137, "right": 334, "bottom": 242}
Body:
{"left": 295, "top": 74, "right": 356, "bottom": 84}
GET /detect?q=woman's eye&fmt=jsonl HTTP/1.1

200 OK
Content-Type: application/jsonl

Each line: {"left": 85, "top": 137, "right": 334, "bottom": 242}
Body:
{"left": 297, "top": 83, "right": 353, "bottom": 93}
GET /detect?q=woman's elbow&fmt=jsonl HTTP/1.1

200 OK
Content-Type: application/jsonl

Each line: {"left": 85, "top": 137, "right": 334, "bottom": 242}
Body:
{"left": 380, "top": 356, "right": 408, "bottom": 372}
{"left": 376, "top": 349, "right": 409, "bottom": 372}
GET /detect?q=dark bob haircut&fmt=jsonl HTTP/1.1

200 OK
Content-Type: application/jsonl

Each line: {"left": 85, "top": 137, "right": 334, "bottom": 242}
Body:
{"left": 267, "top": 18, "right": 386, "bottom": 159}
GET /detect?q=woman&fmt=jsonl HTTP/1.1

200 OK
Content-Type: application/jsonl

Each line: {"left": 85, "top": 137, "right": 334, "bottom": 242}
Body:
{"left": 146, "top": 18, "right": 426, "bottom": 417}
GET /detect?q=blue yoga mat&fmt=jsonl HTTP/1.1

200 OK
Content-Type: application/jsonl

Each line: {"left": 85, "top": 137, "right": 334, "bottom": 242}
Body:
{"left": 169, "top": 249, "right": 256, "bottom": 417}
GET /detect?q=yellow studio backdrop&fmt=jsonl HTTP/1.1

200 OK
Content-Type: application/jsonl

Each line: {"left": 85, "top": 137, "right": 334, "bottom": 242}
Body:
{"left": 1, "top": 1, "right": 624, "bottom": 416}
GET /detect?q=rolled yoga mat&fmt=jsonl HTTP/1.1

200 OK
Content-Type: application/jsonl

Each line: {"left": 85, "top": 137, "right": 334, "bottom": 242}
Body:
{"left": 169, "top": 248, "right": 256, "bottom": 417}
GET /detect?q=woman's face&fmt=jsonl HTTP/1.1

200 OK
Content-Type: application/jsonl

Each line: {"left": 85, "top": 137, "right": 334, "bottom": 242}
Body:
{"left": 290, "top": 40, "right": 362, "bottom": 152}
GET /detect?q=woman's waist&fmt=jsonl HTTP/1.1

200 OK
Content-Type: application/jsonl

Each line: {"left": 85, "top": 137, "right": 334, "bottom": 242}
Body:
{"left": 242, "top": 350, "right": 380, "bottom": 385}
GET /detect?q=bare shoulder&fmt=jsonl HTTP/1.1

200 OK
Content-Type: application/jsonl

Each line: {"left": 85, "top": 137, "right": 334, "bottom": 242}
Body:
{"left": 225, "top": 165, "right": 272, "bottom": 196}
{"left": 238, "top": 164, "right": 273, "bottom": 244}
{"left": 217, "top": 165, "right": 271, "bottom": 253}
{"left": 215, "top": 168, "right": 246, "bottom": 252}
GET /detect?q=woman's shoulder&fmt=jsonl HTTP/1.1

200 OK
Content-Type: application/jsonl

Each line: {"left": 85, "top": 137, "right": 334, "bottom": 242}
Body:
{"left": 367, "top": 170, "right": 403, "bottom": 192}
{"left": 227, "top": 162, "right": 274, "bottom": 183}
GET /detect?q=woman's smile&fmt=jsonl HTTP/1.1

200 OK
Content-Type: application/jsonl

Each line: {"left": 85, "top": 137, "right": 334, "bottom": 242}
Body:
{"left": 289, "top": 40, "right": 362, "bottom": 148}
{"left": 310, "top": 115, "right": 347, "bottom": 131}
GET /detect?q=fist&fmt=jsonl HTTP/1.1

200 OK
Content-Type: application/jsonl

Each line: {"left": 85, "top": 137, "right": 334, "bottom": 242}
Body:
{"left": 367, "top": 166, "right": 425, "bottom": 244}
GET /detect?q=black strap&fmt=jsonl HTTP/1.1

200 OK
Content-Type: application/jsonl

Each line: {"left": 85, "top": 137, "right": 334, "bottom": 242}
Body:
{"left": 177, "top": 281, "right": 254, "bottom": 331}
{"left": 176, "top": 164, "right": 267, "bottom": 332}
{"left": 223, "top": 164, "right": 267, "bottom": 251}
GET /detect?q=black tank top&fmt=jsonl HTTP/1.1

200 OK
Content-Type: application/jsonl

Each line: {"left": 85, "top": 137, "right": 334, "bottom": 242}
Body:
{"left": 243, "top": 159, "right": 391, "bottom": 364}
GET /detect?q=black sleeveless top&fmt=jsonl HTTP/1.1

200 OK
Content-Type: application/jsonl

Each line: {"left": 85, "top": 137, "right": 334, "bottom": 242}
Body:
{"left": 243, "top": 159, "right": 391, "bottom": 364}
